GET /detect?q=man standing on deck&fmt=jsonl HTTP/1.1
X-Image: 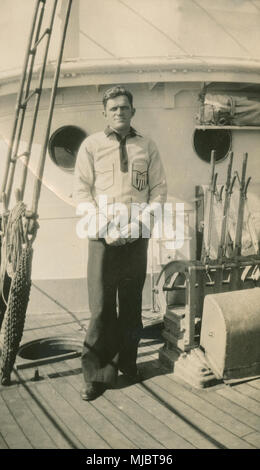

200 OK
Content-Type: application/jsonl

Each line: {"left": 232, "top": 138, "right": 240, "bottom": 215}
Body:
{"left": 73, "top": 86, "right": 167, "bottom": 401}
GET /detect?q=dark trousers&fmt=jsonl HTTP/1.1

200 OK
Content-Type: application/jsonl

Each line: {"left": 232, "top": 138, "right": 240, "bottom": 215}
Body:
{"left": 82, "top": 237, "right": 148, "bottom": 386}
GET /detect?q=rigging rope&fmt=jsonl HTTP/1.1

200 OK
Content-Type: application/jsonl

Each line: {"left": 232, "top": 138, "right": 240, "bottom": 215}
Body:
{"left": 0, "top": 202, "right": 27, "bottom": 293}
{"left": 0, "top": 202, "right": 35, "bottom": 385}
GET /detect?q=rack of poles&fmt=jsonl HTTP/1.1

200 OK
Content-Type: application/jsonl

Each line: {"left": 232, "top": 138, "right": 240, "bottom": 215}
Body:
{"left": 156, "top": 149, "right": 260, "bottom": 357}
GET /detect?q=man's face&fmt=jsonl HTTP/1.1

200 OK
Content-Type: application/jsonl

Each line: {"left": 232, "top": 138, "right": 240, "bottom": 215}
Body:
{"left": 103, "top": 95, "right": 135, "bottom": 134}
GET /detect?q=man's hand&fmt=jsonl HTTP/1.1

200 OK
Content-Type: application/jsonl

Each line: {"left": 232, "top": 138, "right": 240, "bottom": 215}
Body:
{"left": 104, "top": 218, "right": 151, "bottom": 246}
{"left": 105, "top": 222, "right": 127, "bottom": 246}
{"left": 104, "top": 234, "right": 127, "bottom": 246}
{"left": 120, "top": 220, "right": 151, "bottom": 242}
{"left": 119, "top": 222, "right": 139, "bottom": 244}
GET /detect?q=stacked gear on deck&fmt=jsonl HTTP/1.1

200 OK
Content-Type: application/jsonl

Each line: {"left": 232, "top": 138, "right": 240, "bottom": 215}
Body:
{"left": 0, "top": 0, "right": 73, "bottom": 386}
{"left": 157, "top": 150, "right": 260, "bottom": 386}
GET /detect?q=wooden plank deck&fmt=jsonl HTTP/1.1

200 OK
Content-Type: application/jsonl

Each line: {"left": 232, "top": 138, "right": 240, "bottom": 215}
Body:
{"left": 0, "top": 310, "right": 260, "bottom": 450}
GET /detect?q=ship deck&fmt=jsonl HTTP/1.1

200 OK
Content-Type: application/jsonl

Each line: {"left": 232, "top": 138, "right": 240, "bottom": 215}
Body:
{"left": 0, "top": 310, "right": 260, "bottom": 451}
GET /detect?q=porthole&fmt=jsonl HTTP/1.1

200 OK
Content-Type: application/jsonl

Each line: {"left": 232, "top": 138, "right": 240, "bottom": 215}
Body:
{"left": 193, "top": 129, "right": 231, "bottom": 163}
{"left": 48, "top": 125, "right": 87, "bottom": 172}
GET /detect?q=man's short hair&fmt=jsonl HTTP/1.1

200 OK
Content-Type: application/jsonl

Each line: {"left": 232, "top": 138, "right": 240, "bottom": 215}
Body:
{"left": 103, "top": 86, "right": 133, "bottom": 109}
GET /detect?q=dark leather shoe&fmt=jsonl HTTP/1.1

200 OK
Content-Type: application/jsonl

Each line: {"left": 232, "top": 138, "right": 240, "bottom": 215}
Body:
{"left": 119, "top": 366, "right": 142, "bottom": 382}
{"left": 80, "top": 382, "right": 106, "bottom": 401}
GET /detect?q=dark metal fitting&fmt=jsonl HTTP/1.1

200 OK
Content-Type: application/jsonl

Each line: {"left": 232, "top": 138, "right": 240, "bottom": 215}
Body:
{"left": 25, "top": 210, "right": 38, "bottom": 219}
{"left": 1, "top": 374, "right": 11, "bottom": 386}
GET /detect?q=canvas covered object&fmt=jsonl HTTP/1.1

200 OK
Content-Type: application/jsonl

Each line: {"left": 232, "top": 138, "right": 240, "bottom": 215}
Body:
{"left": 200, "top": 182, "right": 260, "bottom": 259}
{"left": 198, "top": 93, "right": 260, "bottom": 126}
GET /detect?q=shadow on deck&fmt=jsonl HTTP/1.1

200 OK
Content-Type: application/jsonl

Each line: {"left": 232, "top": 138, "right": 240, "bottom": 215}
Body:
{"left": 0, "top": 310, "right": 260, "bottom": 450}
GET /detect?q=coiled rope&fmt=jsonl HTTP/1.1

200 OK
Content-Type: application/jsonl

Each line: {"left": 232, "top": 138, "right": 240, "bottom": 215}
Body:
{"left": 1, "top": 202, "right": 27, "bottom": 289}
{"left": 0, "top": 202, "right": 34, "bottom": 385}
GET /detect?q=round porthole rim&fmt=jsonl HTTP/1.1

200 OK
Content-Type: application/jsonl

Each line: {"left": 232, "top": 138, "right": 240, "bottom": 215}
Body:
{"left": 192, "top": 128, "right": 232, "bottom": 164}
{"left": 48, "top": 124, "right": 87, "bottom": 172}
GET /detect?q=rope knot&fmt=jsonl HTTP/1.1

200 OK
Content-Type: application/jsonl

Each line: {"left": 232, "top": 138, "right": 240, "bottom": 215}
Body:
{"left": 0, "top": 202, "right": 28, "bottom": 282}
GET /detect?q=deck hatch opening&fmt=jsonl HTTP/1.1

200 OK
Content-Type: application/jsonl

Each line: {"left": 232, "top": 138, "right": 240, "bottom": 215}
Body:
{"left": 16, "top": 336, "right": 83, "bottom": 369}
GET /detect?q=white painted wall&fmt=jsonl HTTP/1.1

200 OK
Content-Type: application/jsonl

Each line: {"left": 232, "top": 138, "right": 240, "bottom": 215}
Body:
{"left": 1, "top": 83, "right": 260, "bottom": 281}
